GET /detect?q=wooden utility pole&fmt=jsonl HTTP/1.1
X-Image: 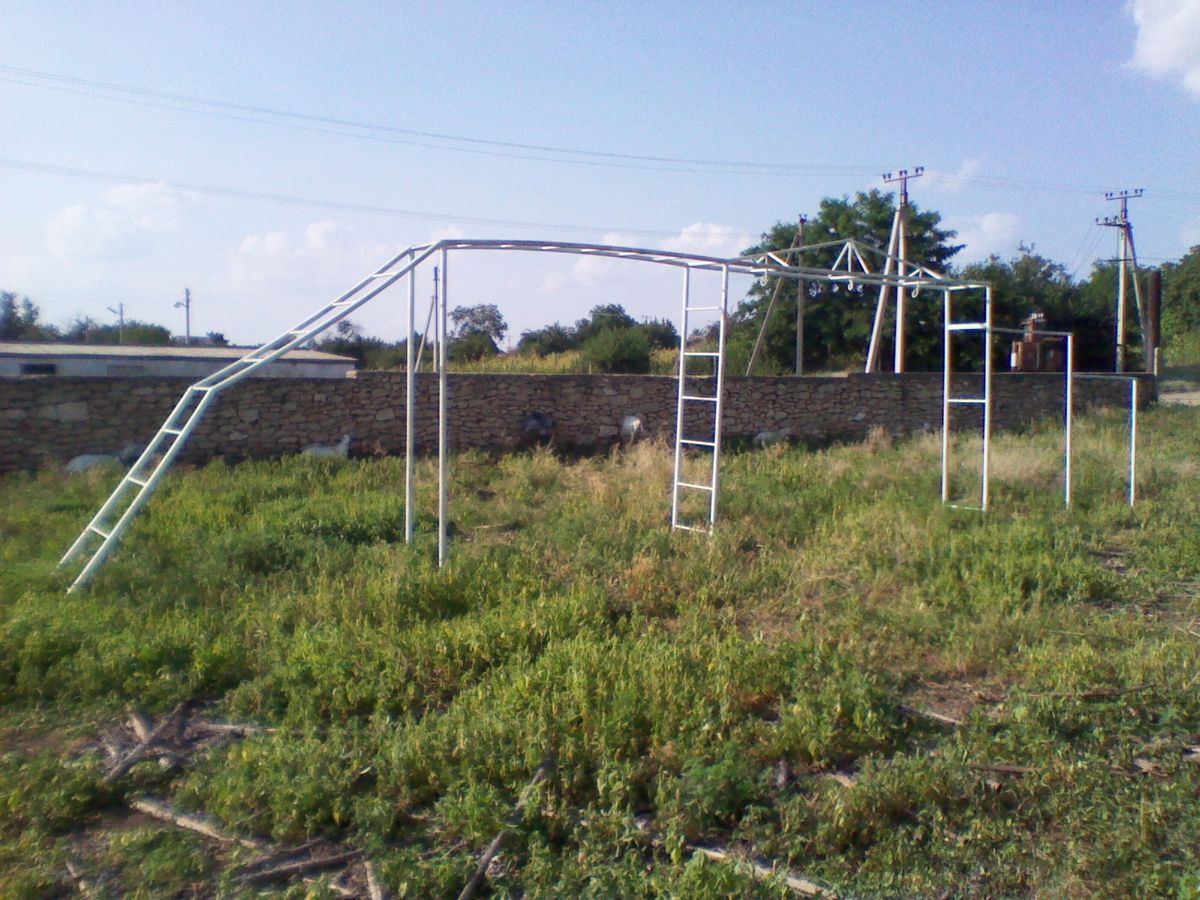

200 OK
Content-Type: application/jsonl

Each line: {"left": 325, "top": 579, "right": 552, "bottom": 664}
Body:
{"left": 1098, "top": 189, "right": 1144, "bottom": 372}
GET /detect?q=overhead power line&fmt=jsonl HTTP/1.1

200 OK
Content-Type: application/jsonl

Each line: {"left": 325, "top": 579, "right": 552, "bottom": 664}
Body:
{"left": 0, "top": 65, "right": 880, "bottom": 179}
{"left": 0, "top": 156, "right": 697, "bottom": 237}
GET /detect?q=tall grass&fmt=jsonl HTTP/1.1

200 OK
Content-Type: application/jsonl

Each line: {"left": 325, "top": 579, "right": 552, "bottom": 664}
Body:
{"left": 1, "top": 406, "right": 1198, "bottom": 896}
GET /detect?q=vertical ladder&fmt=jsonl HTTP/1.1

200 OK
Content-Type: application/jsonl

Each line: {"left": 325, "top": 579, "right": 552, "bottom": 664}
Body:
{"left": 59, "top": 244, "right": 436, "bottom": 592}
{"left": 671, "top": 264, "right": 729, "bottom": 533}
{"left": 941, "top": 285, "right": 994, "bottom": 511}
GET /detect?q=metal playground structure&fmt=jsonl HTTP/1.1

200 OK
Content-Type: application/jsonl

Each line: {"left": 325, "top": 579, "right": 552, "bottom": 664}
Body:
{"left": 57, "top": 237, "right": 1134, "bottom": 593}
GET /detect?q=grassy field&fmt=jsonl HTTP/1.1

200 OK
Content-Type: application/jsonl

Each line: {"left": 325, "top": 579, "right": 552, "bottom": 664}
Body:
{"left": 2, "top": 402, "right": 1199, "bottom": 897}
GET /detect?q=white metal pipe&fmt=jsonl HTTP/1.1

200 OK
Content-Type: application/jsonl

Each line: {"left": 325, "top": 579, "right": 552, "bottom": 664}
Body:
{"left": 981, "top": 285, "right": 994, "bottom": 511}
{"left": 405, "top": 253, "right": 416, "bottom": 544}
{"left": 1129, "top": 378, "right": 1138, "bottom": 506}
{"left": 1065, "top": 333, "right": 1074, "bottom": 508}
{"left": 941, "top": 289, "right": 952, "bottom": 504}
{"left": 438, "top": 249, "right": 449, "bottom": 566}
{"left": 709, "top": 265, "right": 729, "bottom": 528}
{"left": 671, "top": 267, "right": 690, "bottom": 528}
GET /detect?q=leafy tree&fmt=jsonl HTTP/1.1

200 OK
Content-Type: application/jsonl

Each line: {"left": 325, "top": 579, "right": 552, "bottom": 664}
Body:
{"left": 205, "top": 331, "right": 229, "bottom": 347}
{"left": 60, "top": 314, "right": 171, "bottom": 345}
{"left": 449, "top": 330, "right": 500, "bottom": 361}
{"left": 960, "top": 245, "right": 1116, "bottom": 371}
{"left": 450, "top": 304, "right": 507, "bottom": 344}
{"left": 580, "top": 327, "right": 652, "bottom": 374}
{"left": 1161, "top": 244, "right": 1200, "bottom": 339}
{"left": 734, "top": 190, "right": 963, "bottom": 372}
{"left": 574, "top": 304, "right": 637, "bottom": 345}
{"left": 518, "top": 322, "right": 576, "bottom": 356}
{"left": 640, "top": 317, "right": 679, "bottom": 350}
{"left": 0, "top": 291, "right": 59, "bottom": 341}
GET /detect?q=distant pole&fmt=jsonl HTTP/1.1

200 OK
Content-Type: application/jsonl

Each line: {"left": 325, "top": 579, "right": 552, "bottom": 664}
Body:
{"left": 174, "top": 288, "right": 192, "bottom": 345}
{"left": 795, "top": 215, "right": 807, "bottom": 375}
{"left": 884, "top": 166, "right": 923, "bottom": 373}
{"left": 1098, "top": 189, "right": 1144, "bottom": 372}
{"left": 106, "top": 302, "right": 125, "bottom": 345}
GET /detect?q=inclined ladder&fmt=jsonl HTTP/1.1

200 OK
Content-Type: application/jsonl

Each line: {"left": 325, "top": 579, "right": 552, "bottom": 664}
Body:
{"left": 940, "top": 284, "right": 994, "bottom": 511}
{"left": 58, "top": 244, "right": 437, "bottom": 592}
{"left": 670, "top": 264, "right": 729, "bottom": 534}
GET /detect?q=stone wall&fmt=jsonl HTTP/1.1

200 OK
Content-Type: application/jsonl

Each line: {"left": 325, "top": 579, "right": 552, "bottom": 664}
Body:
{"left": 0, "top": 371, "right": 1154, "bottom": 474}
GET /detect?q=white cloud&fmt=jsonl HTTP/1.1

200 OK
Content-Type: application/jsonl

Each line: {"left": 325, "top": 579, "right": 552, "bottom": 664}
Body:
{"left": 946, "top": 211, "right": 1020, "bottom": 263}
{"left": 1127, "top": 0, "right": 1200, "bottom": 98}
{"left": 660, "top": 222, "right": 753, "bottom": 258}
{"left": 46, "top": 181, "right": 194, "bottom": 259}
{"left": 924, "top": 159, "right": 981, "bottom": 194}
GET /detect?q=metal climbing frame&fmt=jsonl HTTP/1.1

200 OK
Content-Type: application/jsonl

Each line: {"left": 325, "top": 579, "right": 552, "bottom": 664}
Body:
{"left": 1071, "top": 374, "right": 1140, "bottom": 506}
{"left": 59, "top": 237, "right": 986, "bottom": 592}
{"left": 942, "top": 289, "right": 1111, "bottom": 511}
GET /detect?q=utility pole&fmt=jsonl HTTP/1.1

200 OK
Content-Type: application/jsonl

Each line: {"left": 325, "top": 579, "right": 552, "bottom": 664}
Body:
{"left": 795, "top": 215, "right": 807, "bottom": 375}
{"left": 1098, "top": 189, "right": 1144, "bottom": 372}
{"left": 866, "top": 166, "right": 923, "bottom": 373}
{"left": 106, "top": 302, "right": 125, "bottom": 345}
{"left": 745, "top": 215, "right": 806, "bottom": 376}
{"left": 174, "top": 288, "right": 192, "bottom": 345}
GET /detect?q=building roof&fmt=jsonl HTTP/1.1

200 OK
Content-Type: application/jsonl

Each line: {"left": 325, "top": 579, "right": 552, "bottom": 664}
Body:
{"left": 0, "top": 342, "right": 354, "bottom": 364}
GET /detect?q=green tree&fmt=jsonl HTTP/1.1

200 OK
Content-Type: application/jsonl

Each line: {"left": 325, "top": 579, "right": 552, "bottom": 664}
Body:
{"left": 960, "top": 245, "right": 1116, "bottom": 371}
{"left": 1161, "top": 244, "right": 1200, "bottom": 338}
{"left": 580, "top": 326, "right": 652, "bottom": 374}
{"left": 450, "top": 304, "right": 508, "bottom": 344}
{"left": 735, "top": 190, "right": 963, "bottom": 373}
{"left": 0, "top": 291, "right": 59, "bottom": 341}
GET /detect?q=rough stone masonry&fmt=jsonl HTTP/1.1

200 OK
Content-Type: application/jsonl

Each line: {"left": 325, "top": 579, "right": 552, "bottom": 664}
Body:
{"left": 0, "top": 371, "right": 1154, "bottom": 474}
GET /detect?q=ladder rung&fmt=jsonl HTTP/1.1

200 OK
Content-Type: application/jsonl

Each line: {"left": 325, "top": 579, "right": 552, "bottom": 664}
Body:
{"left": 948, "top": 398, "right": 986, "bottom": 405}
{"left": 686, "top": 305, "right": 722, "bottom": 312}
{"left": 947, "top": 503, "right": 985, "bottom": 512}
{"left": 947, "top": 323, "right": 986, "bottom": 331}
{"left": 127, "top": 476, "right": 149, "bottom": 488}
{"left": 684, "top": 351, "right": 720, "bottom": 358}
{"left": 88, "top": 524, "right": 111, "bottom": 539}
{"left": 163, "top": 427, "right": 184, "bottom": 436}
{"left": 673, "top": 523, "right": 712, "bottom": 533}
{"left": 676, "top": 481, "right": 714, "bottom": 492}
{"left": 680, "top": 439, "right": 716, "bottom": 448}
{"left": 681, "top": 394, "right": 718, "bottom": 402}
{"left": 191, "top": 385, "right": 213, "bottom": 392}
{"left": 333, "top": 300, "right": 356, "bottom": 307}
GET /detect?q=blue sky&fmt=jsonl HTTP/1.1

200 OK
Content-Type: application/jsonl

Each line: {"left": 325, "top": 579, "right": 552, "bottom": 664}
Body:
{"left": 2, "top": 1, "right": 1198, "bottom": 345}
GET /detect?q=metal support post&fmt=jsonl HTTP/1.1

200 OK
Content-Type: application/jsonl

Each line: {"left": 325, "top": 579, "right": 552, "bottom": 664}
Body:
{"left": 405, "top": 253, "right": 416, "bottom": 543}
{"left": 895, "top": 211, "right": 908, "bottom": 373}
{"left": 981, "top": 285, "right": 994, "bottom": 511}
{"left": 670, "top": 267, "right": 690, "bottom": 529}
{"left": 710, "top": 266, "right": 729, "bottom": 525}
{"left": 941, "top": 289, "right": 952, "bottom": 503}
{"left": 1129, "top": 379, "right": 1138, "bottom": 506}
{"left": 1064, "top": 334, "right": 1074, "bottom": 508}
{"left": 438, "top": 249, "right": 449, "bottom": 566}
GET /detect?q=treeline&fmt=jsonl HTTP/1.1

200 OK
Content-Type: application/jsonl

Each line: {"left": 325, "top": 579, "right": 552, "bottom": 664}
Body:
{"left": 0, "top": 292, "right": 228, "bottom": 347}
{"left": 6, "top": 190, "right": 1200, "bottom": 373}
{"left": 731, "top": 190, "right": 1199, "bottom": 374}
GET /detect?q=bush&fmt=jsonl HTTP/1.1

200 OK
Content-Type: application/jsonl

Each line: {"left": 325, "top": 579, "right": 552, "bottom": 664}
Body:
{"left": 580, "top": 327, "right": 652, "bottom": 374}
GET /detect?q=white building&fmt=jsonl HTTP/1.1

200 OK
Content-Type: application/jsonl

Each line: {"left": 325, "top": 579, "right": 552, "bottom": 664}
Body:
{"left": 0, "top": 343, "right": 355, "bottom": 379}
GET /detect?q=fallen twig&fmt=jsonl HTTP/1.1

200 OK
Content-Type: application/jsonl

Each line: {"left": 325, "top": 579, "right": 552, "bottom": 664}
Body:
{"left": 365, "top": 859, "right": 389, "bottom": 900}
{"left": 129, "top": 796, "right": 266, "bottom": 850}
{"left": 457, "top": 759, "right": 553, "bottom": 900}
{"left": 692, "top": 843, "right": 825, "bottom": 897}
{"left": 632, "top": 818, "right": 828, "bottom": 897}
{"left": 900, "top": 705, "right": 963, "bottom": 727}
{"left": 127, "top": 710, "right": 153, "bottom": 743}
{"left": 64, "top": 859, "right": 100, "bottom": 899}
{"left": 236, "top": 849, "right": 362, "bottom": 886}
{"left": 968, "top": 763, "right": 1032, "bottom": 777}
